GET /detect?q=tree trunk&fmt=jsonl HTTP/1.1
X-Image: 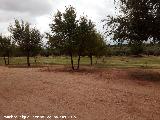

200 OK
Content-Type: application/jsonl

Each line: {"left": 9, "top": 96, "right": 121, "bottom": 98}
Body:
{"left": 34, "top": 57, "right": 37, "bottom": 64}
{"left": 77, "top": 55, "right": 81, "bottom": 70}
{"left": 90, "top": 55, "right": 93, "bottom": 66}
{"left": 3, "top": 56, "right": 7, "bottom": 65}
{"left": 70, "top": 54, "right": 74, "bottom": 70}
{"left": 27, "top": 52, "right": 30, "bottom": 67}
{"left": 7, "top": 53, "right": 10, "bottom": 65}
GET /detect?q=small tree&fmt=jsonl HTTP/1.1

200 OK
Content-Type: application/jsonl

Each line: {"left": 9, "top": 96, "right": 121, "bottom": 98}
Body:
{"left": 49, "top": 6, "right": 78, "bottom": 70}
{"left": 77, "top": 17, "right": 106, "bottom": 66}
{"left": 9, "top": 19, "right": 42, "bottom": 66}
{"left": 95, "top": 33, "right": 107, "bottom": 58}
{"left": 0, "top": 35, "right": 13, "bottom": 65}
{"left": 85, "top": 21, "right": 99, "bottom": 65}
{"left": 76, "top": 16, "right": 91, "bottom": 69}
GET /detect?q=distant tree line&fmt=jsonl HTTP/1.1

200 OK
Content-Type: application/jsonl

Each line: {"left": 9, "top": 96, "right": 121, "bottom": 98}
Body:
{"left": 106, "top": 44, "right": 160, "bottom": 56}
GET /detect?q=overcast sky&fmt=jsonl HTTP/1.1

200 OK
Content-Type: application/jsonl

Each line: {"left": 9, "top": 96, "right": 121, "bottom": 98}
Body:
{"left": 0, "top": 0, "right": 116, "bottom": 39}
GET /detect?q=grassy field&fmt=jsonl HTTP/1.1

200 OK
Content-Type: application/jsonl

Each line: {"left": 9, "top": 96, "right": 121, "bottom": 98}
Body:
{"left": 0, "top": 56, "right": 160, "bottom": 68}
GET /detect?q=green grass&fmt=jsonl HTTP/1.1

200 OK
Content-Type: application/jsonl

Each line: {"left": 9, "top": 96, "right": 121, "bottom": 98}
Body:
{"left": 0, "top": 56, "right": 160, "bottom": 68}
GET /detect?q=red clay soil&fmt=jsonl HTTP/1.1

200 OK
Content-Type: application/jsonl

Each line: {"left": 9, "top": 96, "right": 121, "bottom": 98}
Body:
{"left": 0, "top": 66, "right": 160, "bottom": 120}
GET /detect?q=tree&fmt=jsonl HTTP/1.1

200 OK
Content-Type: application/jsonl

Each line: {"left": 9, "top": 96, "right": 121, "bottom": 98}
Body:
{"left": 104, "top": 0, "right": 152, "bottom": 55}
{"left": 9, "top": 19, "right": 42, "bottom": 66}
{"left": 85, "top": 21, "right": 102, "bottom": 65}
{"left": 49, "top": 6, "right": 78, "bottom": 70}
{"left": 49, "top": 6, "right": 105, "bottom": 69}
{"left": 0, "top": 35, "right": 13, "bottom": 65}
{"left": 76, "top": 16, "right": 92, "bottom": 68}
{"left": 87, "top": 31, "right": 107, "bottom": 65}
{"left": 94, "top": 33, "right": 107, "bottom": 58}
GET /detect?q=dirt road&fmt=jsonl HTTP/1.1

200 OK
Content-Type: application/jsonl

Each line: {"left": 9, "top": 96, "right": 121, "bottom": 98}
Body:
{"left": 0, "top": 66, "right": 160, "bottom": 120}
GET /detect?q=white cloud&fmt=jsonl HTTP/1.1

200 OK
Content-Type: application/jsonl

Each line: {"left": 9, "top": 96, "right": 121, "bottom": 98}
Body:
{"left": 0, "top": 0, "right": 116, "bottom": 36}
{"left": 0, "top": 0, "right": 52, "bottom": 15}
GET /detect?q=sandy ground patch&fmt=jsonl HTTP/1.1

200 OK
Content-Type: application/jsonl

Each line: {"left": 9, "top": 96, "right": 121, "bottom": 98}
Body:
{"left": 0, "top": 66, "right": 160, "bottom": 120}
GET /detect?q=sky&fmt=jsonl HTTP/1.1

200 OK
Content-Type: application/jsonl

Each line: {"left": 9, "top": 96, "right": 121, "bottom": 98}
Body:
{"left": 0, "top": 0, "right": 116, "bottom": 43}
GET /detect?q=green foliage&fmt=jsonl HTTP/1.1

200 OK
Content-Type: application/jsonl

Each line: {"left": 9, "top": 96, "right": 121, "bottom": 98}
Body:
{"left": 76, "top": 16, "right": 107, "bottom": 65}
{"left": 76, "top": 16, "right": 90, "bottom": 56}
{"left": 49, "top": 6, "right": 78, "bottom": 56}
{"left": 9, "top": 20, "right": 42, "bottom": 56}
